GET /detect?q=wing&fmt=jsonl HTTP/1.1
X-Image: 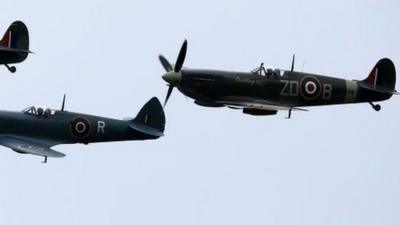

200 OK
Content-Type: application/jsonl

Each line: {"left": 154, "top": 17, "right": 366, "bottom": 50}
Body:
{"left": 0, "top": 135, "right": 65, "bottom": 158}
{"left": 215, "top": 96, "right": 308, "bottom": 111}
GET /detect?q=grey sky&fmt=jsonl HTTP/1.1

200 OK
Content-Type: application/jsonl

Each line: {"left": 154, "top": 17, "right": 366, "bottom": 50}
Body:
{"left": 0, "top": 0, "right": 399, "bottom": 224}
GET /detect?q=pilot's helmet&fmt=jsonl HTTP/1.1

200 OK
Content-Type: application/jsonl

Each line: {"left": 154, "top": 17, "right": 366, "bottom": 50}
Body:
{"left": 37, "top": 107, "right": 44, "bottom": 116}
{"left": 44, "top": 108, "right": 51, "bottom": 117}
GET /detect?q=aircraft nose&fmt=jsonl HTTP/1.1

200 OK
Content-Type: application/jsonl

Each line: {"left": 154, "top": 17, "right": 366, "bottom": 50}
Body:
{"left": 162, "top": 71, "right": 182, "bottom": 85}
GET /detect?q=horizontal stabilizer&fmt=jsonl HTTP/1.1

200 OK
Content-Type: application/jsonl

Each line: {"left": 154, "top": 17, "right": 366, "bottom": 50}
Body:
{"left": 129, "top": 122, "right": 164, "bottom": 137}
{"left": 0, "top": 45, "right": 33, "bottom": 54}
{"left": 359, "top": 83, "right": 398, "bottom": 95}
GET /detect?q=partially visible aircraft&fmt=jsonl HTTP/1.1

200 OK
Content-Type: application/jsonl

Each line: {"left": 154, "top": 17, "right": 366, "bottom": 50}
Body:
{"left": 159, "top": 40, "right": 397, "bottom": 118}
{"left": 0, "top": 96, "right": 165, "bottom": 163}
{"left": 0, "top": 21, "right": 32, "bottom": 73}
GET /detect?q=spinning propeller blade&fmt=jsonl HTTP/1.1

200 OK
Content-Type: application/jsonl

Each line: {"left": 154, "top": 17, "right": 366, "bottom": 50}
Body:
{"left": 159, "top": 55, "right": 173, "bottom": 72}
{"left": 164, "top": 85, "right": 174, "bottom": 107}
{"left": 174, "top": 40, "right": 187, "bottom": 72}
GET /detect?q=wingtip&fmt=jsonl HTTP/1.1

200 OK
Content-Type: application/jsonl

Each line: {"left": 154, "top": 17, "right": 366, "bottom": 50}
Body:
{"left": 53, "top": 151, "right": 66, "bottom": 158}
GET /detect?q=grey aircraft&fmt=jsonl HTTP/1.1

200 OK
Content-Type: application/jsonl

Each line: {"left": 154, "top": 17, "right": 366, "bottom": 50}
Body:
{"left": 160, "top": 40, "right": 397, "bottom": 118}
{"left": 0, "top": 21, "right": 32, "bottom": 73}
{"left": 0, "top": 96, "right": 165, "bottom": 162}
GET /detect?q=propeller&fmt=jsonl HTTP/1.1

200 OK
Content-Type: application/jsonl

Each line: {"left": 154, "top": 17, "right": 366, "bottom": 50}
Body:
{"left": 174, "top": 40, "right": 187, "bottom": 72}
{"left": 159, "top": 55, "right": 173, "bottom": 72}
{"left": 159, "top": 40, "right": 188, "bottom": 107}
{"left": 164, "top": 85, "right": 174, "bottom": 107}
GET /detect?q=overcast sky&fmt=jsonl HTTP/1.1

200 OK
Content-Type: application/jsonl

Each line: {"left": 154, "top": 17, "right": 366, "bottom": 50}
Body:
{"left": 0, "top": 0, "right": 399, "bottom": 225}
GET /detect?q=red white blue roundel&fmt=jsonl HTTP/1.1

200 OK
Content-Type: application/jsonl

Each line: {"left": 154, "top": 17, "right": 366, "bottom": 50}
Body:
{"left": 300, "top": 76, "right": 322, "bottom": 100}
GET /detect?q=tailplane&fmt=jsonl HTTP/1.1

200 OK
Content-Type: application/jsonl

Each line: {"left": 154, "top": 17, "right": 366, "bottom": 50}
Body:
{"left": 129, "top": 97, "right": 165, "bottom": 137}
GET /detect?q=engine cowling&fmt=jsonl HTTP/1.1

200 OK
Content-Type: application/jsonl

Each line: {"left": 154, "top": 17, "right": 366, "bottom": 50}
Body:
{"left": 243, "top": 108, "right": 277, "bottom": 116}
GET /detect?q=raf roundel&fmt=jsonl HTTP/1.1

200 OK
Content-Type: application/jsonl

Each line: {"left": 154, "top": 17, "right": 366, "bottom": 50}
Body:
{"left": 70, "top": 117, "right": 91, "bottom": 138}
{"left": 300, "top": 76, "right": 322, "bottom": 100}
{"left": 305, "top": 81, "right": 317, "bottom": 94}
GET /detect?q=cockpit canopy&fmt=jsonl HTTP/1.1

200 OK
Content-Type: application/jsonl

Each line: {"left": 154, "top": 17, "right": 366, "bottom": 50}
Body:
{"left": 22, "top": 106, "right": 56, "bottom": 117}
{"left": 250, "top": 63, "right": 283, "bottom": 78}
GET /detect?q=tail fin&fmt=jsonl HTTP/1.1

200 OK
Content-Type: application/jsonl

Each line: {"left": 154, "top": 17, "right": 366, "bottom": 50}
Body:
{"left": 362, "top": 58, "right": 396, "bottom": 91}
{"left": 129, "top": 97, "right": 165, "bottom": 137}
{"left": 0, "top": 21, "right": 29, "bottom": 50}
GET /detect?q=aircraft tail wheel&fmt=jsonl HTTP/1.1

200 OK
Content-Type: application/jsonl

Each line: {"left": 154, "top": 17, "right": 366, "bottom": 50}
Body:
{"left": 369, "top": 102, "right": 381, "bottom": 111}
{"left": 373, "top": 104, "right": 381, "bottom": 111}
{"left": 9, "top": 66, "right": 16, "bottom": 73}
{"left": 5, "top": 64, "right": 16, "bottom": 73}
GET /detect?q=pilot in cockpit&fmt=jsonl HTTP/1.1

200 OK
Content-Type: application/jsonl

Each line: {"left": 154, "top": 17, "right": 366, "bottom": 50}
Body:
{"left": 44, "top": 108, "right": 51, "bottom": 118}
{"left": 37, "top": 107, "right": 44, "bottom": 116}
{"left": 251, "top": 62, "right": 267, "bottom": 76}
{"left": 22, "top": 106, "right": 55, "bottom": 118}
{"left": 251, "top": 63, "right": 281, "bottom": 79}
{"left": 259, "top": 62, "right": 267, "bottom": 76}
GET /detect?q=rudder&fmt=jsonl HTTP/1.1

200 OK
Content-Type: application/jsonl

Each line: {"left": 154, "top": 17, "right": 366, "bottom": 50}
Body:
{"left": 362, "top": 58, "right": 396, "bottom": 90}
{"left": 130, "top": 97, "right": 165, "bottom": 137}
{"left": 0, "top": 21, "right": 29, "bottom": 50}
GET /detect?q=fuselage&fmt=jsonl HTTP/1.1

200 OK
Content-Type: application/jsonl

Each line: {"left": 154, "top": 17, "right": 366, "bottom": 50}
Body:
{"left": 175, "top": 69, "right": 391, "bottom": 107}
{"left": 0, "top": 109, "right": 156, "bottom": 146}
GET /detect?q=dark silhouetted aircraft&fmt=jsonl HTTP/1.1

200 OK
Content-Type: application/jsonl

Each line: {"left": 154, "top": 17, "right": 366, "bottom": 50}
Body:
{"left": 0, "top": 96, "right": 165, "bottom": 162}
{"left": 160, "top": 40, "right": 397, "bottom": 118}
{"left": 0, "top": 21, "right": 32, "bottom": 73}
